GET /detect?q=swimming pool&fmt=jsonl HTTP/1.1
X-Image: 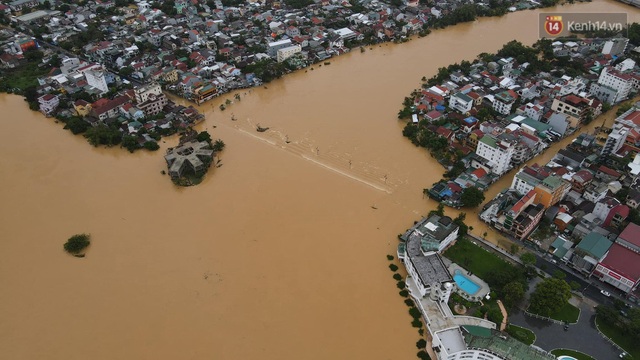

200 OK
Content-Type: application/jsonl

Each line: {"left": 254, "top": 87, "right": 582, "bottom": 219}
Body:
{"left": 453, "top": 271, "right": 481, "bottom": 296}
{"left": 557, "top": 356, "right": 577, "bottom": 360}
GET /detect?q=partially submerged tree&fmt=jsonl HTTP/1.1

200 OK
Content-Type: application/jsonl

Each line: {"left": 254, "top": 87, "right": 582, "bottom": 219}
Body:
{"left": 64, "top": 233, "right": 91, "bottom": 254}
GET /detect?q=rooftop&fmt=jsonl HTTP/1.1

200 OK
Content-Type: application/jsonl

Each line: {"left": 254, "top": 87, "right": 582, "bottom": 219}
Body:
{"left": 462, "top": 327, "right": 554, "bottom": 360}
{"left": 405, "top": 236, "right": 452, "bottom": 288}
{"left": 600, "top": 243, "right": 640, "bottom": 282}
{"left": 618, "top": 223, "right": 640, "bottom": 248}
{"left": 577, "top": 232, "right": 612, "bottom": 259}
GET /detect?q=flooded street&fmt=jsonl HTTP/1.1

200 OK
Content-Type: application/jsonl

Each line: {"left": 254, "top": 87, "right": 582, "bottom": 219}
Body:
{"left": 1, "top": 1, "right": 639, "bottom": 359}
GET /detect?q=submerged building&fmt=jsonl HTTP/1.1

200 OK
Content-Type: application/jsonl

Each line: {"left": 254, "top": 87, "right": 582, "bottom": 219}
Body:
{"left": 164, "top": 141, "right": 214, "bottom": 179}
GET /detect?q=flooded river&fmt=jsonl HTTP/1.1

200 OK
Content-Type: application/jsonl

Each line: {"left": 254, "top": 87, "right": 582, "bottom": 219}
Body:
{"left": 1, "top": 1, "right": 639, "bottom": 359}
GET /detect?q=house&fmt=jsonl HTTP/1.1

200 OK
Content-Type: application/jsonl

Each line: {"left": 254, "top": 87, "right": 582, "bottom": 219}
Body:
{"left": 533, "top": 175, "right": 571, "bottom": 209}
{"left": 492, "top": 90, "right": 517, "bottom": 115}
{"left": 399, "top": 215, "right": 459, "bottom": 254}
{"left": 570, "top": 232, "right": 612, "bottom": 275}
{"left": 547, "top": 112, "right": 572, "bottom": 136}
{"left": 590, "top": 66, "right": 634, "bottom": 104}
{"left": 498, "top": 190, "right": 545, "bottom": 241}
{"left": 550, "top": 236, "right": 573, "bottom": 261}
{"left": 594, "top": 223, "right": 640, "bottom": 293}
{"left": 276, "top": 45, "right": 301, "bottom": 63}
{"left": 449, "top": 92, "right": 474, "bottom": 114}
{"left": 38, "top": 94, "right": 59, "bottom": 116}
{"left": 267, "top": 39, "right": 293, "bottom": 58}
{"left": 511, "top": 165, "right": 543, "bottom": 196}
{"left": 571, "top": 169, "right": 593, "bottom": 193}
{"left": 554, "top": 212, "right": 573, "bottom": 233}
{"left": 600, "top": 123, "right": 629, "bottom": 156}
{"left": 551, "top": 94, "right": 601, "bottom": 124}
{"left": 474, "top": 134, "right": 515, "bottom": 176}
{"left": 73, "top": 99, "right": 92, "bottom": 117}
{"left": 134, "top": 82, "right": 163, "bottom": 104}
{"left": 91, "top": 96, "right": 130, "bottom": 121}
{"left": 137, "top": 93, "right": 168, "bottom": 116}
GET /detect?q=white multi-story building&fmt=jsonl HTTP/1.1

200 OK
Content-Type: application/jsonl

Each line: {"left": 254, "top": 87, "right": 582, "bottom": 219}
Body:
{"left": 37, "top": 94, "right": 59, "bottom": 115}
{"left": 267, "top": 39, "right": 292, "bottom": 58}
{"left": 510, "top": 167, "right": 541, "bottom": 196}
{"left": 476, "top": 134, "right": 515, "bottom": 175}
{"left": 523, "top": 102, "right": 543, "bottom": 121}
{"left": 601, "top": 123, "right": 629, "bottom": 156}
{"left": 134, "top": 82, "right": 163, "bottom": 104}
{"left": 83, "top": 66, "right": 108, "bottom": 94}
{"left": 276, "top": 45, "right": 301, "bottom": 63}
{"left": 492, "top": 90, "right": 517, "bottom": 115}
{"left": 591, "top": 66, "right": 634, "bottom": 104}
{"left": 449, "top": 92, "right": 474, "bottom": 113}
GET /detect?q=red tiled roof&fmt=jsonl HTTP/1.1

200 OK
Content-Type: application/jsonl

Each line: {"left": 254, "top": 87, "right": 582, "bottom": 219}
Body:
{"left": 471, "top": 168, "right": 487, "bottom": 179}
{"left": 511, "top": 189, "right": 536, "bottom": 215}
{"left": 600, "top": 243, "right": 640, "bottom": 282}
{"left": 619, "top": 223, "right": 640, "bottom": 248}
{"left": 436, "top": 126, "right": 453, "bottom": 139}
{"left": 426, "top": 110, "right": 442, "bottom": 119}
{"left": 598, "top": 165, "right": 621, "bottom": 178}
{"left": 623, "top": 110, "right": 640, "bottom": 126}
{"left": 448, "top": 183, "right": 462, "bottom": 193}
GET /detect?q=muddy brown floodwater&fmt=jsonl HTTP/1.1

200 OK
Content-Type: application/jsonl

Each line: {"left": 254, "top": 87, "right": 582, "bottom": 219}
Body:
{"left": 1, "top": 2, "right": 639, "bottom": 359}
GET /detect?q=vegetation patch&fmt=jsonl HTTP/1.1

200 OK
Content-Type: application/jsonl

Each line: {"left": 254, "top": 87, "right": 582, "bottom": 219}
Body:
{"left": 528, "top": 278, "right": 578, "bottom": 322}
{"left": 505, "top": 324, "right": 535, "bottom": 345}
{"left": 550, "top": 348, "right": 596, "bottom": 360}
{"left": 595, "top": 313, "right": 639, "bottom": 359}
{"left": 443, "top": 238, "right": 525, "bottom": 286}
{"left": 64, "top": 233, "right": 91, "bottom": 255}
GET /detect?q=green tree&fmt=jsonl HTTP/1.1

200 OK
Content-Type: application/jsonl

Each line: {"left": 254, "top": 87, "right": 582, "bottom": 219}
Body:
{"left": 63, "top": 117, "right": 89, "bottom": 134}
{"left": 502, "top": 281, "right": 525, "bottom": 308}
{"left": 84, "top": 125, "right": 122, "bottom": 147}
{"left": 428, "top": 203, "right": 445, "bottom": 217}
{"left": 196, "top": 130, "right": 212, "bottom": 144}
{"left": 553, "top": 270, "right": 567, "bottom": 280}
{"left": 460, "top": 186, "right": 485, "bottom": 207}
{"left": 528, "top": 277, "right": 572, "bottom": 317}
{"left": 453, "top": 212, "right": 468, "bottom": 237}
{"left": 144, "top": 141, "right": 159, "bottom": 151}
{"left": 520, "top": 252, "right": 536, "bottom": 267}
{"left": 416, "top": 339, "right": 427, "bottom": 349}
{"left": 212, "top": 139, "right": 225, "bottom": 152}
{"left": 64, "top": 233, "right": 91, "bottom": 254}
{"left": 122, "top": 135, "right": 139, "bottom": 152}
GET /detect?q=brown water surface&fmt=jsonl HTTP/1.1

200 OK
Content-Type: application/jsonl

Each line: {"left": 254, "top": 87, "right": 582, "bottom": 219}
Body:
{"left": 1, "top": 2, "right": 639, "bottom": 359}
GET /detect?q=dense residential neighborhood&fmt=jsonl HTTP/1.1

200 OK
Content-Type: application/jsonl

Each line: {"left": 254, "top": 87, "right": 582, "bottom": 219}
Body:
{"left": 399, "top": 37, "right": 640, "bottom": 208}
{"left": 0, "top": 0, "right": 571, "bottom": 153}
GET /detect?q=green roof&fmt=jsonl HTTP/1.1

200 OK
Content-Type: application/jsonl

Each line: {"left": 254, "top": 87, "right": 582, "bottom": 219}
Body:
{"left": 577, "top": 232, "right": 612, "bottom": 259}
{"left": 454, "top": 92, "right": 473, "bottom": 102}
{"left": 541, "top": 175, "right": 563, "bottom": 190}
{"left": 479, "top": 135, "right": 498, "bottom": 148}
{"left": 521, "top": 118, "right": 552, "bottom": 133}
{"left": 550, "top": 236, "right": 572, "bottom": 259}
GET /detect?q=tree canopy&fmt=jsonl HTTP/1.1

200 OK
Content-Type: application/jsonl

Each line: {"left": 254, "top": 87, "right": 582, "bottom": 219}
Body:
{"left": 460, "top": 186, "right": 485, "bottom": 207}
{"left": 528, "top": 277, "right": 572, "bottom": 317}
{"left": 64, "top": 233, "right": 91, "bottom": 254}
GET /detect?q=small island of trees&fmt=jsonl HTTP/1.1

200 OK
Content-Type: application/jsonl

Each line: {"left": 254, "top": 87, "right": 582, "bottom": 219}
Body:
{"left": 64, "top": 233, "right": 91, "bottom": 256}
